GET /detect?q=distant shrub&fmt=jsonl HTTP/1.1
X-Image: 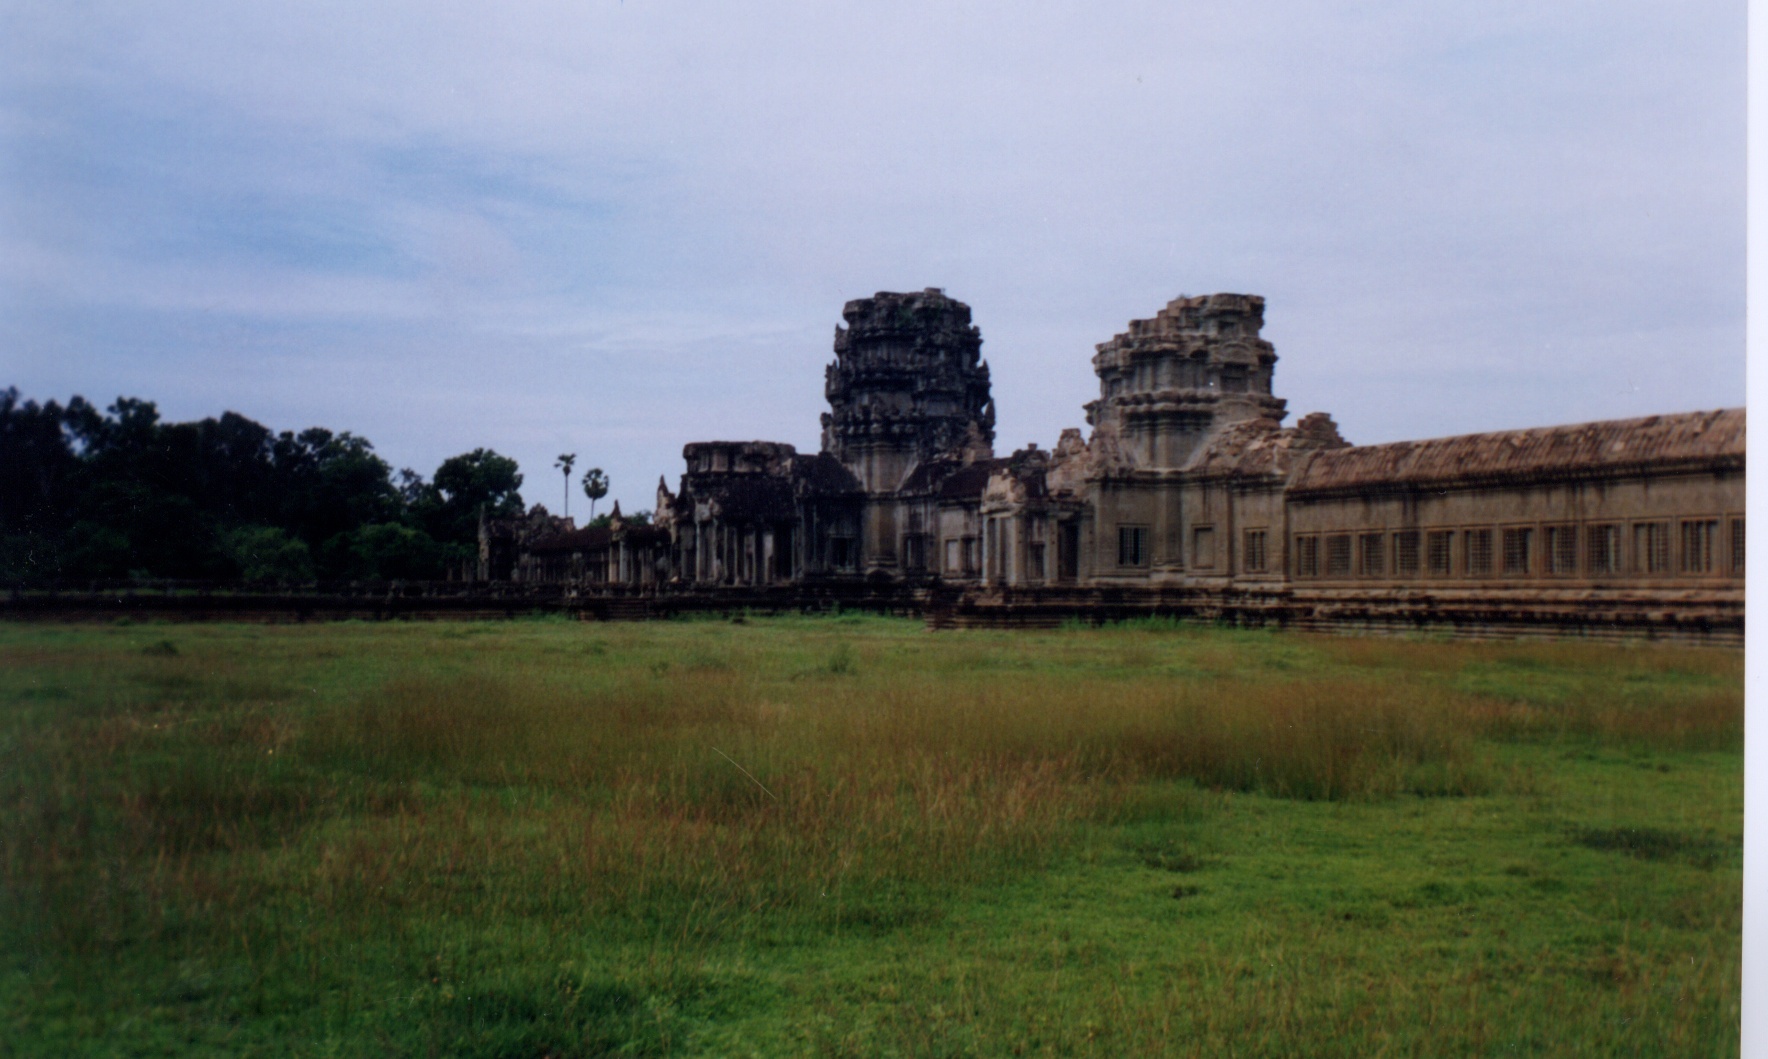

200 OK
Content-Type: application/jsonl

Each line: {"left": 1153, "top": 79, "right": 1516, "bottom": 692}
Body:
{"left": 322, "top": 522, "right": 445, "bottom": 580}
{"left": 222, "top": 525, "right": 314, "bottom": 583}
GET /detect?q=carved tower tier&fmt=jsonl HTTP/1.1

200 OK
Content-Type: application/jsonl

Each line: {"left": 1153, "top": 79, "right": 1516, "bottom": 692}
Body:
{"left": 821, "top": 288, "right": 995, "bottom": 493}
{"left": 1086, "top": 293, "right": 1287, "bottom": 470}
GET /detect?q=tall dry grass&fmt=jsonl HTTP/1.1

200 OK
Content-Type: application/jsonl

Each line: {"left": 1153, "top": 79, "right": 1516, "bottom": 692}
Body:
{"left": 254, "top": 661, "right": 1493, "bottom": 941}
{"left": 1315, "top": 634, "right": 1744, "bottom": 751}
{"left": 1, "top": 623, "right": 1740, "bottom": 957}
{"left": 294, "top": 669, "right": 1107, "bottom": 935}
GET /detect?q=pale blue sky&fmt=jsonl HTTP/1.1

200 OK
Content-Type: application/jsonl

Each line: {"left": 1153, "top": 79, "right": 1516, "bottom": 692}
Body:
{"left": 1, "top": 1, "right": 1745, "bottom": 514}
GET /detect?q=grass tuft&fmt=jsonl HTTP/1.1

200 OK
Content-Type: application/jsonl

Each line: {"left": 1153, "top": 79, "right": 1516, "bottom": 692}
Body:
{"left": 1571, "top": 825, "right": 1732, "bottom": 869}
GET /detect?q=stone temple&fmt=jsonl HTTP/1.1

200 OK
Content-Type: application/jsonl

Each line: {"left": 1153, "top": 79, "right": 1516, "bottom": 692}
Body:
{"left": 485, "top": 289, "right": 1744, "bottom": 641}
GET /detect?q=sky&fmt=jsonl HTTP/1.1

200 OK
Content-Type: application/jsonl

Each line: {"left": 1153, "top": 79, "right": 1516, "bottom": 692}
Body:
{"left": 0, "top": 1, "right": 1746, "bottom": 517}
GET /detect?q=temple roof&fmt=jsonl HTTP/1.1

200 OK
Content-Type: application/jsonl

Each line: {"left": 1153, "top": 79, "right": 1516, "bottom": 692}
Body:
{"left": 525, "top": 526, "right": 612, "bottom": 554}
{"left": 895, "top": 457, "right": 1014, "bottom": 499}
{"left": 790, "top": 452, "right": 863, "bottom": 495}
{"left": 524, "top": 522, "right": 670, "bottom": 554}
{"left": 704, "top": 476, "right": 798, "bottom": 520}
{"left": 936, "top": 459, "right": 1009, "bottom": 500}
{"left": 1288, "top": 408, "right": 1745, "bottom": 495}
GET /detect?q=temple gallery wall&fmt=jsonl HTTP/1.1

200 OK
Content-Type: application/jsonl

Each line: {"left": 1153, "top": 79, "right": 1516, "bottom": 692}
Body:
{"left": 482, "top": 290, "right": 1743, "bottom": 641}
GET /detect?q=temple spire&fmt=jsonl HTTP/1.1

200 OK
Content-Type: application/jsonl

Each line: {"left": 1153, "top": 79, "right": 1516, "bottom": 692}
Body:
{"left": 819, "top": 288, "right": 994, "bottom": 492}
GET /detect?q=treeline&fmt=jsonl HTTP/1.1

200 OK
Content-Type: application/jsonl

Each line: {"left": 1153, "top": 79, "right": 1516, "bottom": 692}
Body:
{"left": 1, "top": 388, "right": 528, "bottom": 584}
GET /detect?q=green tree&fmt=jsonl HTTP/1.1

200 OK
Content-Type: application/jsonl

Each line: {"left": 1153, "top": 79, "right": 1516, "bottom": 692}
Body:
{"left": 424, "top": 449, "right": 524, "bottom": 547}
{"left": 585, "top": 508, "right": 649, "bottom": 529}
{"left": 580, "top": 467, "right": 608, "bottom": 521}
{"left": 0, "top": 388, "right": 531, "bottom": 584}
{"left": 268, "top": 428, "right": 399, "bottom": 551}
{"left": 222, "top": 526, "right": 315, "bottom": 583}
{"left": 323, "top": 522, "right": 446, "bottom": 581}
{"left": 555, "top": 453, "right": 577, "bottom": 518}
{"left": 1, "top": 389, "right": 85, "bottom": 580}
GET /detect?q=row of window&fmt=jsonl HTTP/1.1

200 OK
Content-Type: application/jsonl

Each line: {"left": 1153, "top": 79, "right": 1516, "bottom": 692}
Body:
{"left": 1106, "top": 517, "right": 1744, "bottom": 579}
{"left": 912, "top": 532, "right": 1057, "bottom": 579}
{"left": 1293, "top": 517, "right": 1742, "bottom": 579}
{"left": 1116, "top": 524, "right": 1242, "bottom": 570}
{"left": 942, "top": 536, "right": 980, "bottom": 575}
{"left": 1118, "top": 525, "right": 1231, "bottom": 568}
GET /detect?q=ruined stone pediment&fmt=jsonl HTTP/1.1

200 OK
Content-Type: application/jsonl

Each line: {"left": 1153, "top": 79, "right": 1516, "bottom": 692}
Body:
{"left": 949, "top": 421, "right": 995, "bottom": 465}
{"left": 981, "top": 469, "right": 1026, "bottom": 508}
{"left": 1048, "top": 423, "right": 1139, "bottom": 488}
{"left": 1181, "top": 412, "right": 1349, "bottom": 479}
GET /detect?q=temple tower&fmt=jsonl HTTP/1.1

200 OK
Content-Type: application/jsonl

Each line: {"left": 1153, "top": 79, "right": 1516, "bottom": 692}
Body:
{"left": 821, "top": 289, "right": 995, "bottom": 493}
{"left": 1086, "top": 293, "right": 1286, "bottom": 469}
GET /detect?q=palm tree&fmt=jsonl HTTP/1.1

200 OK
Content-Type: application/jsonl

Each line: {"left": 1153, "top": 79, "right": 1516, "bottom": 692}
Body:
{"left": 581, "top": 468, "right": 608, "bottom": 521}
{"left": 555, "top": 453, "right": 576, "bottom": 518}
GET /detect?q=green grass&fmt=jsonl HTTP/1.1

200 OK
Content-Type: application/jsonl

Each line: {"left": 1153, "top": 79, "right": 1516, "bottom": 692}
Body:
{"left": 0, "top": 616, "right": 1742, "bottom": 1056}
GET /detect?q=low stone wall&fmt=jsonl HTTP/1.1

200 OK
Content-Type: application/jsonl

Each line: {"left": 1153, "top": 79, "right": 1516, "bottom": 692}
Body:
{"left": 923, "top": 584, "right": 1744, "bottom": 645}
{"left": 4, "top": 580, "right": 1739, "bottom": 644}
{"left": 2, "top": 584, "right": 566, "bottom": 622}
{"left": 1, "top": 580, "right": 927, "bottom": 624}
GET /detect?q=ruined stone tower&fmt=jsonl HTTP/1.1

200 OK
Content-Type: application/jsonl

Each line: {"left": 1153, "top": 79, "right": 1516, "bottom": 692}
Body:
{"left": 821, "top": 289, "right": 995, "bottom": 493}
{"left": 1086, "top": 293, "right": 1286, "bottom": 469}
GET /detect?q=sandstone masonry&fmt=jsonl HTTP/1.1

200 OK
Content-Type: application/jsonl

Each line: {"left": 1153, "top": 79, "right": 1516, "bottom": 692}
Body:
{"left": 489, "top": 290, "right": 1744, "bottom": 642}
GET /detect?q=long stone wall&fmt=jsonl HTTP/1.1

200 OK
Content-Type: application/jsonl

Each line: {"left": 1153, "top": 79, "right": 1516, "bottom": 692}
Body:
{"left": 924, "top": 583, "right": 1743, "bottom": 645}
{"left": 1, "top": 581, "right": 929, "bottom": 624}
{"left": 4, "top": 579, "right": 1740, "bottom": 643}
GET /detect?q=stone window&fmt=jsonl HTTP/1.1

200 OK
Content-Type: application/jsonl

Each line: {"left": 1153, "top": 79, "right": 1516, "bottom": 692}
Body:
{"left": 1426, "top": 531, "right": 1452, "bottom": 576}
{"left": 963, "top": 537, "right": 980, "bottom": 575}
{"left": 1587, "top": 524, "right": 1620, "bottom": 575}
{"left": 1680, "top": 519, "right": 1717, "bottom": 574}
{"left": 1465, "top": 529, "right": 1493, "bottom": 576}
{"left": 1731, "top": 517, "right": 1745, "bottom": 575}
{"left": 1394, "top": 531, "right": 1420, "bottom": 575}
{"left": 774, "top": 527, "right": 794, "bottom": 580}
{"left": 1243, "top": 529, "right": 1267, "bottom": 573}
{"left": 1325, "top": 534, "right": 1352, "bottom": 576}
{"left": 1118, "top": 525, "right": 1149, "bottom": 567}
{"left": 1192, "top": 526, "right": 1216, "bottom": 568}
{"left": 1545, "top": 525, "right": 1577, "bottom": 575}
{"left": 1633, "top": 522, "right": 1669, "bottom": 574}
{"left": 902, "top": 534, "right": 926, "bottom": 571}
{"left": 1501, "top": 528, "right": 1532, "bottom": 575}
{"left": 1028, "top": 542, "right": 1046, "bottom": 580}
{"left": 1059, "top": 522, "right": 1081, "bottom": 580}
{"left": 945, "top": 538, "right": 960, "bottom": 574}
{"left": 830, "top": 536, "right": 856, "bottom": 571}
{"left": 1359, "top": 533, "right": 1384, "bottom": 576}
{"left": 1294, "top": 535, "right": 1319, "bottom": 578}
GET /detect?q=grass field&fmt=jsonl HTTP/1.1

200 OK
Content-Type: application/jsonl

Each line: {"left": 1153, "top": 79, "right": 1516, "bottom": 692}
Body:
{"left": 0, "top": 615, "right": 1743, "bottom": 1056}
